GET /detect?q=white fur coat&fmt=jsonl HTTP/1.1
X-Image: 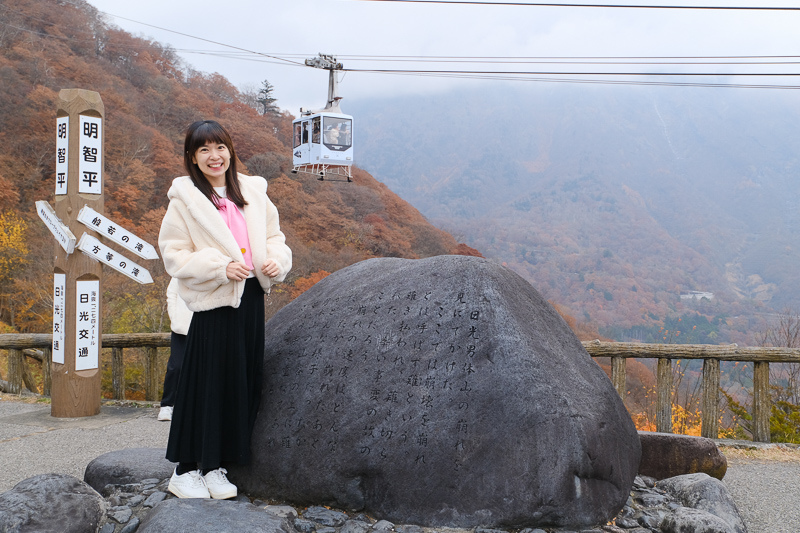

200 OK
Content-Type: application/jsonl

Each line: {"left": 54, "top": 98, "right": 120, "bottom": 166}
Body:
{"left": 158, "top": 174, "right": 292, "bottom": 313}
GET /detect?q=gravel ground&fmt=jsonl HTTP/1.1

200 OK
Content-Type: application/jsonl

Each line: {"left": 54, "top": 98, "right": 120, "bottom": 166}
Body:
{"left": 1, "top": 394, "right": 796, "bottom": 532}
{"left": 722, "top": 458, "right": 800, "bottom": 533}
{"left": 0, "top": 396, "right": 169, "bottom": 493}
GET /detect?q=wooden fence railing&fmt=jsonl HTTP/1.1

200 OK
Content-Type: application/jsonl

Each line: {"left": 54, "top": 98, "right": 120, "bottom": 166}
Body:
{"left": 0, "top": 333, "right": 169, "bottom": 402}
{"left": 3, "top": 334, "right": 800, "bottom": 442}
{"left": 584, "top": 340, "right": 800, "bottom": 443}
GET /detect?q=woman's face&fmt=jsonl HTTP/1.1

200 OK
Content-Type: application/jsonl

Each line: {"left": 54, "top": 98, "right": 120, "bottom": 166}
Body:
{"left": 192, "top": 141, "right": 230, "bottom": 185}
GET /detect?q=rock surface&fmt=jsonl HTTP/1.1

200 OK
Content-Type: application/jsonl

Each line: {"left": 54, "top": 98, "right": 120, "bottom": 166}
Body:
{"left": 233, "top": 256, "right": 641, "bottom": 528}
{"left": 138, "top": 498, "right": 293, "bottom": 533}
{"left": 658, "top": 473, "right": 747, "bottom": 533}
{"left": 0, "top": 473, "right": 105, "bottom": 533}
{"left": 638, "top": 432, "right": 727, "bottom": 480}
{"left": 84, "top": 447, "right": 176, "bottom": 493}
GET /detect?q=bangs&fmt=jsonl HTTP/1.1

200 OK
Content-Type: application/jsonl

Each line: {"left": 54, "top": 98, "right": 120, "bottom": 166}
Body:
{"left": 186, "top": 121, "right": 232, "bottom": 154}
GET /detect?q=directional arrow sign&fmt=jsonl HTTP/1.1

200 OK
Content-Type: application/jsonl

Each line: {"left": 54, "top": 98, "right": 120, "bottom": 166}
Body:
{"left": 76, "top": 205, "right": 159, "bottom": 260}
{"left": 77, "top": 233, "right": 153, "bottom": 284}
{"left": 36, "top": 200, "right": 76, "bottom": 254}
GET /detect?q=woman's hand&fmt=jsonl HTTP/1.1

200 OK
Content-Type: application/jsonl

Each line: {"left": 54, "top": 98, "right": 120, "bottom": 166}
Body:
{"left": 261, "top": 259, "right": 280, "bottom": 278}
{"left": 226, "top": 261, "right": 252, "bottom": 281}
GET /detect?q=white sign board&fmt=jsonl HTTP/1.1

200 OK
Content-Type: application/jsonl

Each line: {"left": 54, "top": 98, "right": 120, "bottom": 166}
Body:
{"left": 77, "top": 206, "right": 158, "bottom": 260}
{"left": 78, "top": 116, "right": 102, "bottom": 195}
{"left": 55, "top": 117, "right": 69, "bottom": 195}
{"left": 52, "top": 273, "right": 66, "bottom": 365}
{"left": 75, "top": 279, "right": 99, "bottom": 371}
{"left": 77, "top": 233, "right": 153, "bottom": 284}
{"left": 36, "top": 200, "right": 76, "bottom": 254}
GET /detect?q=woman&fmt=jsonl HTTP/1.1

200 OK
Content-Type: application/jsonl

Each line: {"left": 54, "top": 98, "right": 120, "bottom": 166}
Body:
{"left": 158, "top": 120, "right": 292, "bottom": 499}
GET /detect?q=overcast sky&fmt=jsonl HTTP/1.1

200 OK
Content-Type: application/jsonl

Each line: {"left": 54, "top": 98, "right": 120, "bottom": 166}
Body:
{"left": 84, "top": 0, "right": 800, "bottom": 115}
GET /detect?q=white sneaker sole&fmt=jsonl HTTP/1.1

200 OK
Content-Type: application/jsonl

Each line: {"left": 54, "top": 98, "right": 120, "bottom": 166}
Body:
{"left": 168, "top": 479, "right": 210, "bottom": 499}
{"left": 208, "top": 487, "right": 237, "bottom": 500}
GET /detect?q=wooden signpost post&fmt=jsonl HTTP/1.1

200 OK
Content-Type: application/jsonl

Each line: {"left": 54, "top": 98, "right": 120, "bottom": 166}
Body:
{"left": 38, "top": 89, "right": 157, "bottom": 418}
{"left": 49, "top": 89, "right": 105, "bottom": 418}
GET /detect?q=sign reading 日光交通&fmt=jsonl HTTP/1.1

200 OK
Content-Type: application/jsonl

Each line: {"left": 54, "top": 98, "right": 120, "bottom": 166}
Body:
{"left": 52, "top": 273, "right": 66, "bottom": 365}
{"left": 75, "top": 279, "right": 99, "bottom": 371}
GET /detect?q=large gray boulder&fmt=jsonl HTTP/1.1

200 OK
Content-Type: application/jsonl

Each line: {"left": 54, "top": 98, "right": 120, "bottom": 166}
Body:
{"left": 0, "top": 473, "right": 105, "bottom": 533}
{"left": 233, "top": 256, "right": 641, "bottom": 528}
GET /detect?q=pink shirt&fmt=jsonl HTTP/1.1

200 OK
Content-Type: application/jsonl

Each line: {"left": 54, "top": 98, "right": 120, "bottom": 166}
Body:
{"left": 214, "top": 187, "right": 254, "bottom": 273}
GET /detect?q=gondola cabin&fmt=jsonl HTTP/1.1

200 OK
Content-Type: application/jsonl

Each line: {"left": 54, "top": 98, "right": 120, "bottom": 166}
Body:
{"left": 292, "top": 111, "right": 353, "bottom": 181}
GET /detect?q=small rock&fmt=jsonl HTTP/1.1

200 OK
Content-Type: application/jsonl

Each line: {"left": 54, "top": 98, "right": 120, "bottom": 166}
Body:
{"left": 126, "top": 494, "right": 145, "bottom": 507}
{"left": 142, "top": 491, "right": 168, "bottom": 508}
{"left": 341, "top": 519, "right": 372, "bottom": 533}
{"left": 372, "top": 520, "right": 394, "bottom": 531}
{"left": 109, "top": 505, "right": 133, "bottom": 524}
{"left": 615, "top": 517, "right": 639, "bottom": 528}
{"left": 294, "top": 518, "right": 317, "bottom": 533}
{"left": 266, "top": 504, "right": 300, "bottom": 518}
{"left": 304, "top": 506, "right": 349, "bottom": 527}
{"left": 99, "top": 524, "right": 116, "bottom": 533}
{"left": 395, "top": 525, "right": 423, "bottom": 533}
{"left": 120, "top": 516, "right": 141, "bottom": 533}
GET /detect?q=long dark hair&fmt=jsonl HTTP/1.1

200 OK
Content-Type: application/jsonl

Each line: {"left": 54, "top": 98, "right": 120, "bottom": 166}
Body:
{"left": 183, "top": 120, "right": 247, "bottom": 209}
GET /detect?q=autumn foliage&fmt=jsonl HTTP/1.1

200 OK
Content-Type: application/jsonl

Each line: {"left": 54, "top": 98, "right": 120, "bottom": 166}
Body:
{"left": 0, "top": 0, "right": 480, "bottom": 335}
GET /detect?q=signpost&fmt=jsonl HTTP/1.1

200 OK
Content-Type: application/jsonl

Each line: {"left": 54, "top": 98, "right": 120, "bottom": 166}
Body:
{"left": 43, "top": 89, "right": 157, "bottom": 418}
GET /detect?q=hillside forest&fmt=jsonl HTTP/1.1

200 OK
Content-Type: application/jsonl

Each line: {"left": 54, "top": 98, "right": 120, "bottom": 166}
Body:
{"left": 0, "top": 0, "right": 482, "bottom": 341}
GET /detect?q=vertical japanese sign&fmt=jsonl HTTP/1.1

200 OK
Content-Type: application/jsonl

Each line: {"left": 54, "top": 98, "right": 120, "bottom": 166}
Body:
{"left": 56, "top": 117, "right": 69, "bottom": 195}
{"left": 79, "top": 116, "right": 102, "bottom": 195}
{"left": 52, "top": 273, "right": 66, "bottom": 364}
{"left": 75, "top": 280, "right": 99, "bottom": 371}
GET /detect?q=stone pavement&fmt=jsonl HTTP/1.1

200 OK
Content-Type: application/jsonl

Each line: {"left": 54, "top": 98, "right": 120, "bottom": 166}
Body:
{"left": 1, "top": 394, "right": 799, "bottom": 532}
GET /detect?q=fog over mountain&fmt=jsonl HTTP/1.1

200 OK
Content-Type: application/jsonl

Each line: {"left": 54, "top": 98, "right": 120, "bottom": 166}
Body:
{"left": 348, "top": 83, "right": 800, "bottom": 342}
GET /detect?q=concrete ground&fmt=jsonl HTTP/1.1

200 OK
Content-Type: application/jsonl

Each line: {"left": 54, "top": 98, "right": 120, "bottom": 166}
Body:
{"left": 0, "top": 394, "right": 797, "bottom": 532}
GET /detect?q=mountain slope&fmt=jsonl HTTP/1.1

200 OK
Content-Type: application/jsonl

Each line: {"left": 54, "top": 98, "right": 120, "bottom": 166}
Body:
{"left": 349, "top": 84, "right": 800, "bottom": 341}
{"left": 0, "top": 0, "right": 478, "bottom": 332}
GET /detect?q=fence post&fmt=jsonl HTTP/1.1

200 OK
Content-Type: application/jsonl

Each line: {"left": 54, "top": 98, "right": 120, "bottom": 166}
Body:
{"left": 7, "top": 349, "right": 23, "bottom": 394}
{"left": 21, "top": 357, "right": 38, "bottom": 394}
{"left": 42, "top": 346, "right": 52, "bottom": 396}
{"left": 112, "top": 347, "right": 125, "bottom": 400}
{"left": 656, "top": 357, "right": 673, "bottom": 433}
{"left": 611, "top": 356, "right": 626, "bottom": 398}
{"left": 144, "top": 346, "right": 158, "bottom": 401}
{"left": 701, "top": 358, "right": 720, "bottom": 439}
{"left": 753, "top": 361, "right": 771, "bottom": 443}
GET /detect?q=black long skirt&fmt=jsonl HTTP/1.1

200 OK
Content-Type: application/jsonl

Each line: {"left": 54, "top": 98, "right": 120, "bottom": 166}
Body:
{"left": 166, "top": 277, "right": 264, "bottom": 470}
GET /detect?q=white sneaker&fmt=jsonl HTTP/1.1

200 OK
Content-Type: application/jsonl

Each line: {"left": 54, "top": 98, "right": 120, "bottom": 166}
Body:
{"left": 157, "top": 406, "right": 173, "bottom": 421}
{"left": 168, "top": 469, "right": 210, "bottom": 499}
{"left": 204, "top": 468, "right": 237, "bottom": 499}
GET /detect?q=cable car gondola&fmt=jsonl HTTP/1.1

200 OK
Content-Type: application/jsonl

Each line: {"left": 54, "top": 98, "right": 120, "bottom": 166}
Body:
{"left": 291, "top": 54, "right": 354, "bottom": 182}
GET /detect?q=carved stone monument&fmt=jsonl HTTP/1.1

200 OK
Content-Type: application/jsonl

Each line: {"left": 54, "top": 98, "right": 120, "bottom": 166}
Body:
{"left": 233, "top": 256, "right": 640, "bottom": 529}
